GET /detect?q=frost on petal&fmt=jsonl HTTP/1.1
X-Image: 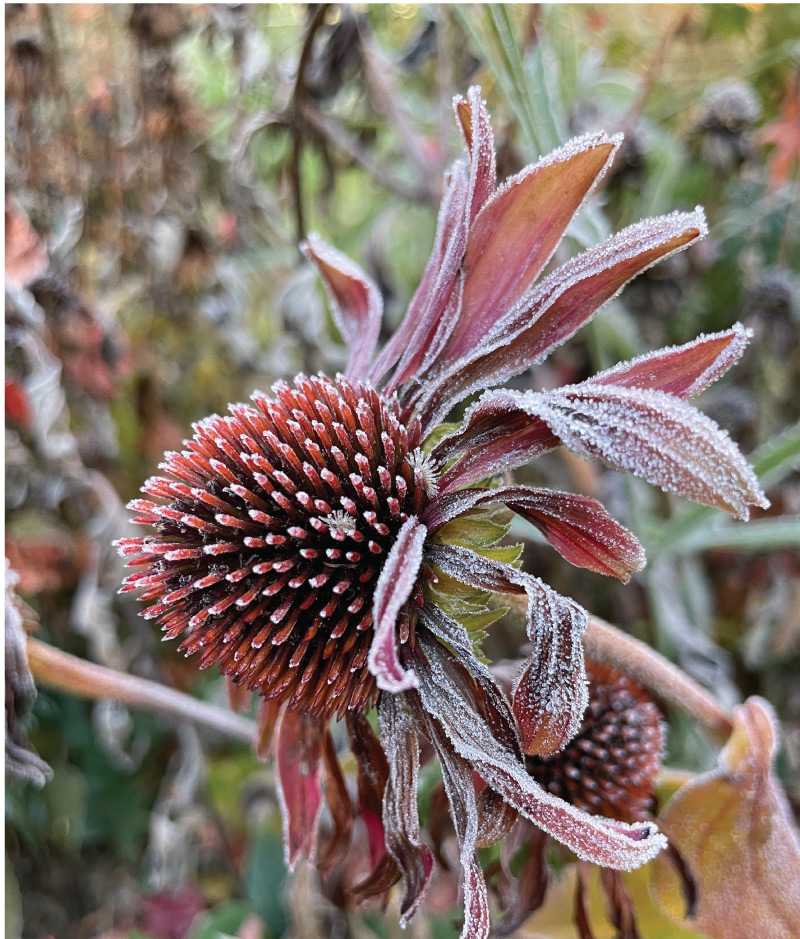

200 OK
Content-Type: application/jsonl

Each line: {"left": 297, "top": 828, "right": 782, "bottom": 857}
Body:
{"left": 368, "top": 516, "right": 427, "bottom": 692}
{"left": 274, "top": 706, "right": 324, "bottom": 869}
{"left": 302, "top": 234, "right": 382, "bottom": 380}
{"left": 410, "top": 694, "right": 491, "bottom": 939}
{"left": 439, "top": 133, "right": 621, "bottom": 366}
{"left": 651, "top": 697, "right": 800, "bottom": 939}
{"left": 412, "top": 634, "right": 667, "bottom": 870}
{"left": 425, "top": 544, "right": 589, "bottom": 755}
{"left": 454, "top": 85, "right": 496, "bottom": 224}
{"left": 590, "top": 323, "right": 752, "bottom": 399}
{"left": 418, "top": 209, "right": 707, "bottom": 431}
{"left": 371, "top": 165, "right": 469, "bottom": 389}
{"left": 537, "top": 384, "right": 767, "bottom": 519}
{"left": 378, "top": 693, "right": 434, "bottom": 924}
{"left": 423, "top": 485, "right": 645, "bottom": 581}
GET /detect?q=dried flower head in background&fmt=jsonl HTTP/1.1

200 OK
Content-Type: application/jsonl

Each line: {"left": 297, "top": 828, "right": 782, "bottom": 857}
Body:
{"left": 118, "top": 87, "right": 766, "bottom": 935}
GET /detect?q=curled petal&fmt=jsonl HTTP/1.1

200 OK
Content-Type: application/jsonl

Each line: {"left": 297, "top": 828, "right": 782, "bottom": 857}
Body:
{"left": 346, "top": 711, "right": 391, "bottom": 870}
{"left": 413, "top": 636, "right": 667, "bottom": 870}
{"left": 318, "top": 729, "right": 354, "bottom": 872}
{"left": 455, "top": 85, "right": 497, "bottom": 224}
{"left": 274, "top": 707, "right": 324, "bottom": 869}
{"left": 378, "top": 693, "right": 434, "bottom": 924}
{"left": 424, "top": 484, "right": 645, "bottom": 581}
{"left": 302, "top": 234, "right": 382, "bottom": 380}
{"left": 425, "top": 544, "right": 588, "bottom": 755}
{"left": 368, "top": 516, "right": 426, "bottom": 692}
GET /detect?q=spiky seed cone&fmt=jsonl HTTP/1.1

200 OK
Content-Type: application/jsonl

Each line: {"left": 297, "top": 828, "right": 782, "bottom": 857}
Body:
{"left": 117, "top": 374, "right": 431, "bottom": 719}
{"left": 526, "top": 661, "right": 664, "bottom": 823}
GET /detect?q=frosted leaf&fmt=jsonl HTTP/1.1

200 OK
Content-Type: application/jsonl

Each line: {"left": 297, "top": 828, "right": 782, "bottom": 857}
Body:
{"left": 377, "top": 694, "right": 433, "bottom": 924}
{"left": 423, "top": 484, "right": 645, "bottom": 581}
{"left": 413, "top": 635, "right": 667, "bottom": 870}
{"left": 417, "top": 209, "right": 707, "bottom": 432}
{"left": 274, "top": 707, "right": 324, "bottom": 870}
{"left": 425, "top": 544, "right": 589, "bottom": 755}
{"left": 438, "top": 132, "right": 621, "bottom": 367}
{"left": 651, "top": 697, "right": 800, "bottom": 939}
{"left": 367, "top": 516, "right": 426, "bottom": 692}
{"left": 302, "top": 233, "right": 382, "bottom": 381}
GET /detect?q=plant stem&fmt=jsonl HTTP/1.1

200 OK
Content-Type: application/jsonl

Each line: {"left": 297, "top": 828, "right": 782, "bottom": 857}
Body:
{"left": 27, "top": 637, "right": 256, "bottom": 745}
{"left": 583, "top": 617, "right": 733, "bottom": 743}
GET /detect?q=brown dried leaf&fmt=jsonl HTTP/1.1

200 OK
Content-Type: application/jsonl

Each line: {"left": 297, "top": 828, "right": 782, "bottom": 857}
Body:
{"left": 651, "top": 697, "right": 800, "bottom": 939}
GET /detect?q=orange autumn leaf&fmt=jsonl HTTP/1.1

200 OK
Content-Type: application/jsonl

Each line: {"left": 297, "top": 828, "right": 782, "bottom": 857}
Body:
{"left": 651, "top": 696, "right": 800, "bottom": 939}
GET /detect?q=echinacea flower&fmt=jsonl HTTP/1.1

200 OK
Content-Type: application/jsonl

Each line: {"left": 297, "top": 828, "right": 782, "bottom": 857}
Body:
{"left": 117, "top": 87, "right": 767, "bottom": 936}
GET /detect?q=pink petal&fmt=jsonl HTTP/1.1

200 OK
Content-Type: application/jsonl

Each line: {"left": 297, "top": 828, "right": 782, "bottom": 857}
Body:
{"left": 413, "top": 636, "right": 667, "bottom": 869}
{"left": 274, "top": 706, "right": 324, "bottom": 869}
{"left": 424, "top": 485, "right": 645, "bottom": 581}
{"left": 591, "top": 323, "right": 752, "bottom": 397}
{"left": 368, "top": 515, "right": 426, "bottom": 692}
{"left": 418, "top": 208, "right": 707, "bottom": 432}
{"left": 302, "top": 234, "right": 382, "bottom": 380}
{"left": 378, "top": 693, "right": 434, "bottom": 924}
{"left": 439, "top": 132, "right": 621, "bottom": 366}
{"left": 426, "top": 544, "right": 589, "bottom": 755}
{"left": 346, "top": 712, "right": 392, "bottom": 870}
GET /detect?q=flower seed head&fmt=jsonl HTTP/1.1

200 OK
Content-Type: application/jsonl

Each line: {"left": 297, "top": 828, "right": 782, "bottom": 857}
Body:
{"left": 526, "top": 661, "right": 664, "bottom": 823}
{"left": 117, "top": 374, "right": 429, "bottom": 719}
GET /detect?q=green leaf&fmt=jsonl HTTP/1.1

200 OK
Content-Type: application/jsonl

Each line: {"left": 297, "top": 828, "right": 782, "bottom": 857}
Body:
{"left": 185, "top": 901, "right": 257, "bottom": 939}
{"left": 244, "top": 828, "right": 288, "bottom": 937}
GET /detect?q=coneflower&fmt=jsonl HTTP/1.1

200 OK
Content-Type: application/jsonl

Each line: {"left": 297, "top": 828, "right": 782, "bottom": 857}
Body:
{"left": 118, "top": 87, "right": 766, "bottom": 937}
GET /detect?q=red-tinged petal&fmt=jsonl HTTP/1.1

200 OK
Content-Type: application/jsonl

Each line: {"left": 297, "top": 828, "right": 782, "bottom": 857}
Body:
{"left": 424, "top": 484, "right": 645, "bottom": 581}
{"left": 439, "top": 133, "right": 621, "bottom": 366}
{"left": 302, "top": 234, "right": 382, "bottom": 380}
{"left": 425, "top": 544, "right": 589, "bottom": 755}
{"left": 414, "top": 704, "right": 491, "bottom": 939}
{"left": 370, "top": 164, "right": 469, "bottom": 387}
{"left": 591, "top": 323, "right": 752, "bottom": 398}
{"left": 417, "top": 209, "right": 708, "bottom": 432}
{"left": 274, "top": 706, "right": 324, "bottom": 869}
{"left": 318, "top": 729, "right": 354, "bottom": 873}
{"left": 368, "top": 516, "right": 426, "bottom": 692}
{"left": 455, "top": 85, "right": 497, "bottom": 225}
{"left": 378, "top": 693, "right": 434, "bottom": 924}
{"left": 254, "top": 697, "right": 281, "bottom": 760}
{"left": 346, "top": 712, "right": 391, "bottom": 870}
{"left": 412, "top": 636, "right": 667, "bottom": 870}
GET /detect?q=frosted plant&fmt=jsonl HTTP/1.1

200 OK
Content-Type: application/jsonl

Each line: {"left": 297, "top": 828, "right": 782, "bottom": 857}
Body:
{"left": 117, "top": 87, "right": 766, "bottom": 936}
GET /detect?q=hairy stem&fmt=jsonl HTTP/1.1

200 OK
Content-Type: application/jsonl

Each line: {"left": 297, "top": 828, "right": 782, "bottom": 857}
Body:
{"left": 27, "top": 637, "right": 256, "bottom": 744}
{"left": 583, "top": 616, "right": 734, "bottom": 743}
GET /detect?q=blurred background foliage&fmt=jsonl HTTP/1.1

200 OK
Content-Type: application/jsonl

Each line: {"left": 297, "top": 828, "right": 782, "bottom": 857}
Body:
{"left": 5, "top": 4, "right": 800, "bottom": 938}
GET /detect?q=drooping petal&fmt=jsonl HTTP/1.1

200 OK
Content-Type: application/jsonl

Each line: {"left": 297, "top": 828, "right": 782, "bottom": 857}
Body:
{"left": 274, "top": 706, "right": 324, "bottom": 869}
{"left": 318, "top": 728, "right": 355, "bottom": 872}
{"left": 412, "top": 699, "right": 491, "bottom": 939}
{"left": 302, "top": 233, "right": 382, "bottom": 380}
{"left": 412, "top": 635, "right": 667, "bottom": 870}
{"left": 346, "top": 711, "right": 394, "bottom": 872}
{"left": 418, "top": 209, "right": 708, "bottom": 431}
{"left": 437, "top": 132, "right": 621, "bottom": 367}
{"left": 378, "top": 693, "right": 434, "bottom": 924}
{"left": 434, "top": 323, "right": 756, "bottom": 494}
{"left": 454, "top": 85, "right": 497, "bottom": 224}
{"left": 425, "top": 544, "right": 589, "bottom": 755}
{"left": 368, "top": 515, "right": 427, "bottom": 692}
{"left": 423, "top": 485, "right": 645, "bottom": 581}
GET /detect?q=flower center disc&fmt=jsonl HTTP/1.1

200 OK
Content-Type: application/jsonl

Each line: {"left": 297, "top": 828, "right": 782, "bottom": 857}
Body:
{"left": 119, "top": 374, "right": 426, "bottom": 718}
